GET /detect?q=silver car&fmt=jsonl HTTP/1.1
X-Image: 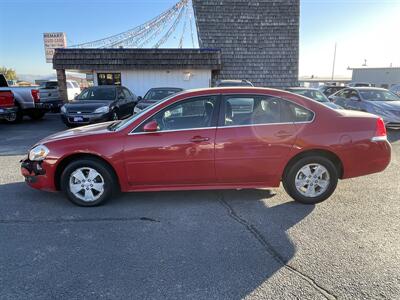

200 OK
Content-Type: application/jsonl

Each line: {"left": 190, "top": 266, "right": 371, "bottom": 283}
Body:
{"left": 330, "top": 87, "right": 400, "bottom": 129}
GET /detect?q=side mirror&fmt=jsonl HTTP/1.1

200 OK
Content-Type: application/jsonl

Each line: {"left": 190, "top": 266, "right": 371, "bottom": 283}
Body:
{"left": 143, "top": 120, "right": 159, "bottom": 132}
{"left": 137, "top": 96, "right": 143, "bottom": 101}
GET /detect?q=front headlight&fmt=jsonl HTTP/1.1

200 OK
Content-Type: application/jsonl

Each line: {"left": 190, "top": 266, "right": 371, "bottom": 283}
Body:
{"left": 60, "top": 105, "right": 66, "bottom": 113}
{"left": 29, "top": 145, "right": 49, "bottom": 161}
{"left": 94, "top": 106, "right": 110, "bottom": 113}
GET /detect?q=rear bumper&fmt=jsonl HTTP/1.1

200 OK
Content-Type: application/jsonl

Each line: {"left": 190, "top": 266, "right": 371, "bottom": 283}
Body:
{"left": 0, "top": 106, "right": 17, "bottom": 119}
{"left": 36, "top": 100, "right": 63, "bottom": 111}
{"left": 341, "top": 139, "right": 391, "bottom": 179}
{"left": 21, "top": 158, "right": 57, "bottom": 192}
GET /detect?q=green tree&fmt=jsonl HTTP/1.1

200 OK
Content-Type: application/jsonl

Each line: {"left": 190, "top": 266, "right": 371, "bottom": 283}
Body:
{"left": 0, "top": 67, "right": 17, "bottom": 81}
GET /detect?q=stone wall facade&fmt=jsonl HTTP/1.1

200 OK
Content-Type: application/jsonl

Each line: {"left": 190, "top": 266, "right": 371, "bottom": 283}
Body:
{"left": 192, "top": 0, "right": 299, "bottom": 88}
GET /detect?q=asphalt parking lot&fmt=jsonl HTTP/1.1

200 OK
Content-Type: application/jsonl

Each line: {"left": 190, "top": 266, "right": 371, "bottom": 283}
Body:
{"left": 0, "top": 114, "right": 399, "bottom": 299}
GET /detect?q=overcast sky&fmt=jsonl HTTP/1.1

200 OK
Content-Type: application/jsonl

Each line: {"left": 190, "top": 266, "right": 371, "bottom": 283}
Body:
{"left": 0, "top": 0, "right": 399, "bottom": 78}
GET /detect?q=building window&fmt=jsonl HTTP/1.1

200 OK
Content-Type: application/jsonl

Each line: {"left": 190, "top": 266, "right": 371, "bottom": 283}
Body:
{"left": 97, "top": 73, "right": 121, "bottom": 86}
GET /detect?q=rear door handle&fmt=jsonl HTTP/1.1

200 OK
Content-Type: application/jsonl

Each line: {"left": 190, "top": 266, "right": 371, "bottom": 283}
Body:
{"left": 191, "top": 136, "right": 210, "bottom": 143}
{"left": 274, "top": 130, "right": 293, "bottom": 138}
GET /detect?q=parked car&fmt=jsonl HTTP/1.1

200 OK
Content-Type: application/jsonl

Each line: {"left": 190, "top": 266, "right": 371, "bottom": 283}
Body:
{"left": 60, "top": 85, "right": 137, "bottom": 127}
{"left": 134, "top": 87, "right": 183, "bottom": 113}
{"left": 39, "top": 80, "right": 81, "bottom": 112}
{"left": 329, "top": 87, "right": 400, "bottom": 129}
{"left": 347, "top": 82, "right": 373, "bottom": 87}
{"left": 21, "top": 87, "right": 391, "bottom": 207}
{"left": 286, "top": 87, "right": 343, "bottom": 109}
{"left": 0, "top": 74, "right": 45, "bottom": 122}
{"left": 319, "top": 85, "right": 346, "bottom": 97}
{"left": 215, "top": 80, "right": 254, "bottom": 87}
{"left": 390, "top": 84, "right": 400, "bottom": 97}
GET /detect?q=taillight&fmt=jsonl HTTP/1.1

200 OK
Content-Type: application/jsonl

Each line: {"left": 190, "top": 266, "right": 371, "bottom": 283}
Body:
{"left": 372, "top": 117, "right": 387, "bottom": 142}
{"left": 31, "top": 89, "right": 40, "bottom": 102}
{"left": 0, "top": 91, "right": 15, "bottom": 108}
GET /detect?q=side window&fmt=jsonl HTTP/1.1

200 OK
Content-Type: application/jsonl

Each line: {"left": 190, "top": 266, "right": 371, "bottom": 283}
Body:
{"left": 117, "top": 88, "right": 125, "bottom": 100}
{"left": 349, "top": 90, "right": 360, "bottom": 100}
{"left": 122, "top": 88, "right": 131, "bottom": 99}
{"left": 66, "top": 82, "right": 73, "bottom": 89}
{"left": 223, "top": 96, "right": 280, "bottom": 126}
{"left": 136, "top": 96, "right": 217, "bottom": 132}
{"left": 72, "top": 82, "right": 79, "bottom": 88}
{"left": 280, "top": 100, "right": 314, "bottom": 123}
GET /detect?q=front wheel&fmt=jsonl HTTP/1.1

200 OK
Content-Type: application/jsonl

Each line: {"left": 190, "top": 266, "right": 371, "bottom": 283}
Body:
{"left": 61, "top": 159, "right": 116, "bottom": 207}
{"left": 283, "top": 156, "right": 338, "bottom": 204}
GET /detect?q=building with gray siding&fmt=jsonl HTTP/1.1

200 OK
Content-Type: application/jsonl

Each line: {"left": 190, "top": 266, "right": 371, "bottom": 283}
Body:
{"left": 192, "top": 0, "right": 300, "bottom": 88}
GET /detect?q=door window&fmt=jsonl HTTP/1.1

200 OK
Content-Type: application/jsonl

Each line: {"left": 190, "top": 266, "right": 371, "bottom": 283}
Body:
{"left": 222, "top": 95, "right": 313, "bottom": 126}
{"left": 136, "top": 96, "right": 217, "bottom": 132}
{"left": 348, "top": 90, "right": 360, "bottom": 100}
{"left": 122, "top": 88, "right": 132, "bottom": 99}
{"left": 117, "top": 88, "right": 125, "bottom": 100}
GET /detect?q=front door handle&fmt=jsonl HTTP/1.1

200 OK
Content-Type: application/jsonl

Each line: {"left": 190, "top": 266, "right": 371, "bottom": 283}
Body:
{"left": 191, "top": 136, "right": 210, "bottom": 143}
{"left": 274, "top": 130, "right": 293, "bottom": 138}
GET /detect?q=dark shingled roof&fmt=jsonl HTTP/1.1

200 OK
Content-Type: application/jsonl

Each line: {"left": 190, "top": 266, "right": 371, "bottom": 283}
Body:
{"left": 53, "top": 48, "right": 222, "bottom": 71}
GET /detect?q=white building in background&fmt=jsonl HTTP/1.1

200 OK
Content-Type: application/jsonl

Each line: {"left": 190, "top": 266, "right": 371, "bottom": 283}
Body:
{"left": 93, "top": 69, "right": 212, "bottom": 97}
{"left": 350, "top": 67, "right": 400, "bottom": 89}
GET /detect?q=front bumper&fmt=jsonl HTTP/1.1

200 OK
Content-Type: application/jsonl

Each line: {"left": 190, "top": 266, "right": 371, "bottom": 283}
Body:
{"left": 21, "top": 158, "right": 57, "bottom": 191}
{"left": 61, "top": 112, "right": 111, "bottom": 125}
{"left": 0, "top": 106, "right": 17, "bottom": 119}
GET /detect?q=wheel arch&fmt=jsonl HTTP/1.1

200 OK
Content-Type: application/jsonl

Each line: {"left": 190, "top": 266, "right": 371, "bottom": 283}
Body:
{"left": 283, "top": 149, "right": 344, "bottom": 180}
{"left": 54, "top": 153, "right": 121, "bottom": 191}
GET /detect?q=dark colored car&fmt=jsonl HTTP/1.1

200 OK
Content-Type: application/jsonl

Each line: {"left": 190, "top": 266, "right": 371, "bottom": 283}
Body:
{"left": 215, "top": 80, "right": 254, "bottom": 87}
{"left": 21, "top": 87, "right": 390, "bottom": 207}
{"left": 319, "top": 85, "right": 346, "bottom": 97}
{"left": 286, "top": 87, "right": 343, "bottom": 109}
{"left": 134, "top": 87, "right": 183, "bottom": 113}
{"left": 61, "top": 85, "right": 137, "bottom": 127}
{"left": 329, "top": 87, "right": 400, "bottom": 129}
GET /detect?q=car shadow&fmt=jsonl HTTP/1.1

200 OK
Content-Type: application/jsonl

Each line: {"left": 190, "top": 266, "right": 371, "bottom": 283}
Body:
{"left": 0, "top": 182, "right": 315, "bottom": 299}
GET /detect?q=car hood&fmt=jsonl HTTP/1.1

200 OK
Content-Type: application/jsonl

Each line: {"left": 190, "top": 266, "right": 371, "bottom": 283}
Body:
{"left": 367, "top": 100, "right": 400, "bottom": 111}
{"left": 137, "top": 99, "right": 159, "bottom": 108}
{"left": 38, "top": 122, "right": 114, "bottom": 144}
{"left": 65, "top": 100, "right": 112, "bottom": 112}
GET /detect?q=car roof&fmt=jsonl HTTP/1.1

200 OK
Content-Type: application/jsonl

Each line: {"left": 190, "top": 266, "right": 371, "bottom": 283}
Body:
{"left": 351, "top": 87, "right": 388, "bottom": 91}
{"left": 286, "top": 87, "right": 319, "bottom": 91}
{"left": 148, "top": 87, "right": 183, "bottom": 90}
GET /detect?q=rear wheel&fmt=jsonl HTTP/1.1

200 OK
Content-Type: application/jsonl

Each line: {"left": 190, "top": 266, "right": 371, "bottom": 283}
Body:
{"left": 61, "top": 159, "right": 116, "bottom": 207}
{"left": 5, "top": 105, "right": 22, "bottom": 123}
{"left": 283, "top": 156, "right": 338, "bottom": 204}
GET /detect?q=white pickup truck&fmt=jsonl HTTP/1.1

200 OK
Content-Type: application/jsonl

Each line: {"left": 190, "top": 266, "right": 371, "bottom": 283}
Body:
{"left": 39, "top": 80, "right": 81, "bottom": 111}
{"left": 0, "top": 74, "right": 46, "bottom": 122}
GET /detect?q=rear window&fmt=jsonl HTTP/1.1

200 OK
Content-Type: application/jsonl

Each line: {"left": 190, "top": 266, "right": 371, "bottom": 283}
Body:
{"left": 40, "top": 82, "right": 58, "bottom": 89}
{"left": 77, "top": 87, "right": 116, "bottom": 101}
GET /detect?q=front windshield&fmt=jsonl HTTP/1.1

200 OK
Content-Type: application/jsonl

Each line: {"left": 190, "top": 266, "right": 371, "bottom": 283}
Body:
{"left": 144, "top": 89, "right": 181, "bottom": 100}
{"left": 359, "top": 90, "right": 400, "bottom": 101}
{"left": 108, "top": 96, "right": 167, "bottom": 131}
{"left": 292, "top": 89, "right": 329, "bottom": 102}
{"left": 77, "top": 88, "right": 116, "bottom": 101}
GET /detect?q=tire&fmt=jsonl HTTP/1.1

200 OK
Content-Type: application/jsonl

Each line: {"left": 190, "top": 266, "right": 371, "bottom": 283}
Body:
{"left": 282, "top": 156, "right": 338, "bottom": 204}
{"left": 28, "top": 111, "right": 45, "bottom": 120}
{"left": 5, "top": 105, "right": 23, "bottom": 123}
{"left": 60, "top": 158, "right": 116, "bottom": 207}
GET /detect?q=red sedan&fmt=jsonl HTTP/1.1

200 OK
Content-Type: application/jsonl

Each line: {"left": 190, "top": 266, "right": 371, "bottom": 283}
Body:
{"left": 21, "top": 87, "right": 391, "bottom": 206}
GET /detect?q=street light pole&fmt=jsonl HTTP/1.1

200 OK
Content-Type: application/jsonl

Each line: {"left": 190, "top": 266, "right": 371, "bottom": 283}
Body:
{"left": 331, "top": 42, "right": 337, "bottom": 81}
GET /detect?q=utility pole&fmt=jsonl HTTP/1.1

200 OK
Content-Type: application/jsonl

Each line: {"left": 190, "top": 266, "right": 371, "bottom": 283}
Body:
{"left": 331, "top": 42, "right": 337, "bottom": 81}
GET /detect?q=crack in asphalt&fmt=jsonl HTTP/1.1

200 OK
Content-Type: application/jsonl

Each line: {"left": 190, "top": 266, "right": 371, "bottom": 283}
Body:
{"left": 217, "top": 192, "right": 337, "bottom": 300}
{"left": 0, "top": 216, "right": 161, "bottom": 224}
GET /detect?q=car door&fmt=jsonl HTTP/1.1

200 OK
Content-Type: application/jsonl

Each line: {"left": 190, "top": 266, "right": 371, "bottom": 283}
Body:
{"left": 116, "top": 87, "right": 129, "bottom": 117}
{"left": 123, "top": 95, "right": 219, "bottom": 187}
{"left": 123, "top": 87, "right": 136, "bottom": 115}
{"left": 215, "top": 94, "right": 311, "bottom": 184}
{"left": 345, "top": 89, "right": 364, "bottom": 111}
